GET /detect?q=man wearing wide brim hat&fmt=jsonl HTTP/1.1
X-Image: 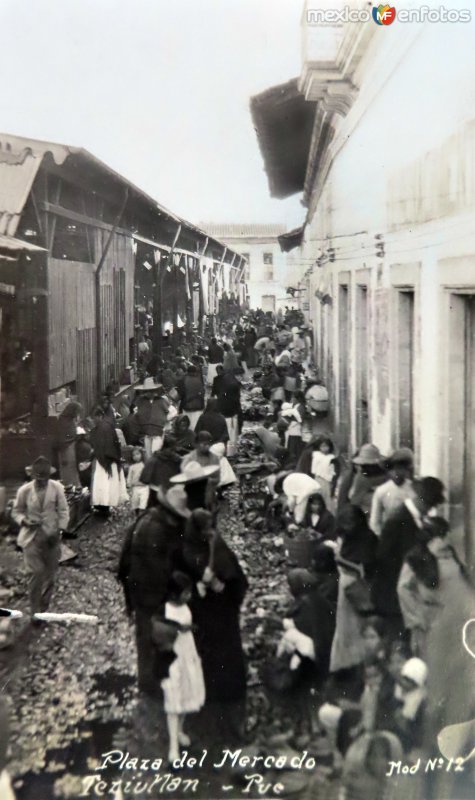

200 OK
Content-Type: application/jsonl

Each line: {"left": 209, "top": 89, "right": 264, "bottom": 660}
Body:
{"left": 117, "top": 484, "right": 189, "bottom": 696}
{"left": 337, "top": 444, "right": 388, "bottom": 515}
{"left": 370, "top": 448, "right": 416, "bottom": 537}
{"left": 170, "top": 457, "right": 220, "bottom": 512}
{"left": 12, "top": 457, "right": 70, "bottom": 616}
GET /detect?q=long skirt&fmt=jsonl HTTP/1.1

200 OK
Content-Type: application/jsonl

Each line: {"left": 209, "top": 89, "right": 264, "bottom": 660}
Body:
{"left": 225, "top": 415, "right": 239, "bottom": 456}
{"left": 207, "top": 363, "right": 220, "bottom": 385}
{"left": 91, "top": 461, "right": 128, "bottom": 508}
{"left": 58, "top": 442, "right": 80, "bottom": 486}
{"left": 330, "top": 569, "right": 366, "bottom": 672}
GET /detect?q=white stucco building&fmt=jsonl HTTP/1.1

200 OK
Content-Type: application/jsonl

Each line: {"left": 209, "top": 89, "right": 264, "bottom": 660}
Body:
{"left": 251, "top": 0, "right": 475, "bottom": 564}
{"left": 201, "top": 224, "right": 290, "bottom": 313}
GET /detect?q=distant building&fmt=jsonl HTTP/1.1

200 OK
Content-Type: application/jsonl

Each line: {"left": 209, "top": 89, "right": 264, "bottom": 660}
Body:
{"left": 201, "top": 223, "right": 289, "bottom": 313}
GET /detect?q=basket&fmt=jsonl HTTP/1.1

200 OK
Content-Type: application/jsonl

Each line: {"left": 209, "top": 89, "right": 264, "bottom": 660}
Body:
{"left": 283, "top": 534, "right": 316, "bottom": 568}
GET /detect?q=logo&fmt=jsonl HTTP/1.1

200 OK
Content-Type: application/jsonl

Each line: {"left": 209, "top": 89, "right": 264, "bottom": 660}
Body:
{"left": 372, "top": 4, "right": 396, "bottom": 25}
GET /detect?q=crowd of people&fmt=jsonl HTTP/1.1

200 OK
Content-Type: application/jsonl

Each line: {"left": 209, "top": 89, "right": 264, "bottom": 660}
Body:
{"left": 6, "top": 306, "right": 474, "bottom": 798}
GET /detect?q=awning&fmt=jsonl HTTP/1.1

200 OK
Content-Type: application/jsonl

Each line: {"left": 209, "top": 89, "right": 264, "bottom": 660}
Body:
{"left": 250, "top": 79, "right": 316, "bottom": 199}
{"left": 278, "top": 225, "right": 305, "bottom": 253}
{"left": 0, "top": 233, "right": 47, "bottom": 252}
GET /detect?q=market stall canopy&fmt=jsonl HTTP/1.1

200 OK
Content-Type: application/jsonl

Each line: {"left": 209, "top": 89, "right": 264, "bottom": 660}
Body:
{"left": 0, "top": 233, "right": 47, "bottom": 252}
{"left": 250, "top": 79, "right": 316, "bottom": 199}
{"left": 278, "top": 225, "right": 305, "bottom": 253}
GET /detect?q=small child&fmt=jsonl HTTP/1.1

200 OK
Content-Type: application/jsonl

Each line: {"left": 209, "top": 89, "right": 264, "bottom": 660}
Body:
{"left": 126, "top": 447, "right": 149, "bottom": 514}
{"left": 161, "top": 572, "right": 205, "bottom": 763}
{"left": 310, "top": 436, "right": 339, "bottom": 508}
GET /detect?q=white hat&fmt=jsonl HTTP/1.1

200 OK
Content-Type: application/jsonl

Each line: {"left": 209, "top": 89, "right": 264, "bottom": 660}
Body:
{"left": 401, "top": 657, "right": 428, "bottom": 687}
{"left": 170, "top": 460, "right": 220, "bottom": 484}
{"left": 280, "top": 403, "right": 295, "bottom": 418}
{"left": 135, "top": 377, "right": 163, "bottom": 393}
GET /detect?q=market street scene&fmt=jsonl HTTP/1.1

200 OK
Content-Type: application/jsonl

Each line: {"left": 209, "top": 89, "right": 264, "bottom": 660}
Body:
{"left": 1, "top": 1, "right": 475, "bottom": 799}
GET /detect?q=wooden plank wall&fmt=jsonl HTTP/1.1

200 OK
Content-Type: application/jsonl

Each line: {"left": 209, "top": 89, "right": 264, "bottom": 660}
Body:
{"left": 47, "top": 230, "right": 135, "bottom": 410}
{"left": 48, "top": 258, "right": 95, "bottom": 393}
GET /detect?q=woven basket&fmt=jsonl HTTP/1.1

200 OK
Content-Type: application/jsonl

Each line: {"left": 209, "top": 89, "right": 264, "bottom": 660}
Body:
{"left": 283, "top": 535, "right": 315, "bottom": 568}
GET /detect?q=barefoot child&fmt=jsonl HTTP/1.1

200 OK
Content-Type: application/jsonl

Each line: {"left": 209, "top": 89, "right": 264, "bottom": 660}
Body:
{"left": 161, "top": 571, "right": 205, "bottom": 762}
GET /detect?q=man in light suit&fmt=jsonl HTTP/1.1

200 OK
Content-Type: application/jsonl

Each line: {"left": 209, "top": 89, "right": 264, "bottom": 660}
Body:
{"left": 12, "top": 456, "right": 69, "bottom": 616}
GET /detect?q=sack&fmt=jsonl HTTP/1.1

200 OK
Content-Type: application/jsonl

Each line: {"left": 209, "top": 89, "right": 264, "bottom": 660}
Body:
{"left": 264, "top": 654, "right": 300, "bottom": 693}
{"left": 150, "top": 616, "right": 178, "bottom": 651}
{"left": 345, "top": 577, "right": 374, "bottom": 615}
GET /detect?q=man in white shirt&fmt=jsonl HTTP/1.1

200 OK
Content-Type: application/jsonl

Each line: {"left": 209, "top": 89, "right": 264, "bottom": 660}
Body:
{"left": 12, "top": 457, "right": 70, "bottom": 616}
{"left": 370, "top": 448, "right": 416, "bottom": 536}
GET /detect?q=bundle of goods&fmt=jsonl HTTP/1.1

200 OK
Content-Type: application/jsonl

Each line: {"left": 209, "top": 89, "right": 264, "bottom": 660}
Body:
{"left": 234, "top": 461, "right": 275, "bottom": 527}
{"left": 64, "top": 485, "right": 91, "bottom": 532}
{"left": 241, "top": 386, "right": 272, "bottom": 421}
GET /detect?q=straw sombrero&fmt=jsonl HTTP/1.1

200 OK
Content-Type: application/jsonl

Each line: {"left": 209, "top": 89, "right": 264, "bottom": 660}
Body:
{"left": 170, "top": 461, "right": 219, "bottom": 485}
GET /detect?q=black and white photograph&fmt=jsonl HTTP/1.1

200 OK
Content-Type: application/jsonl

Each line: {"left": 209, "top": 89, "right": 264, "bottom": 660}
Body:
{"left": 0, "top": 1, "right": 474, "bottom": 798}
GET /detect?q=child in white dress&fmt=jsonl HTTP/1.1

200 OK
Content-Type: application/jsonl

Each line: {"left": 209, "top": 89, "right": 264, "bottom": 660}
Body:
{"left": 126, "top": 447, "right": 149, "bottom": 513}
{"left": 161, "top": 572, "right": 205, "bottom": 763}
{"left": 310, "top": 436, "right": 339, "bottom": 509}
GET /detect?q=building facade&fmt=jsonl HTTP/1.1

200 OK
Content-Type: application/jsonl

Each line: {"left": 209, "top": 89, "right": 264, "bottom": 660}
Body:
{"left": 201, "top": 224, "right": 290, "bottom": 313}
{"left": 252, "top": 1, "right": 475, "bottom": 565}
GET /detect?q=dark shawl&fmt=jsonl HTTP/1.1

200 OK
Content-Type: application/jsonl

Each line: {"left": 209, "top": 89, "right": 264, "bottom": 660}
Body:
{"left": 118, "top": 506, "right": 185, "bottom": 611}
{"left": 140, "top": 448, "right": 182, "bottom": 491}
{"left": 194, "top": 410, "right": 229, "bottom": 444}
{"left": 89, "top": 419, "right": 121, "bottom": 473}
{"left": 183, "top": 533, "right": 248, "bottom": 701}
{"left": 208, "top": 342, "right": 224, "bottom": 363}
{"left": 372, "top": 503, "right": 424, "bottom": 617}
{"left": 216, "top": 373, "right": 241, "bottom": 417}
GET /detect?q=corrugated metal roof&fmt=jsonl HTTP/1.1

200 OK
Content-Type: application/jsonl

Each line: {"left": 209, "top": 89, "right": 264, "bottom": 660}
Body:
{"left": 0, "top": 233, "right": 47, "bottom": 252}
{"left": 0, "top": 133, "right": 242, "bottom": 263}
{"left": 200, "top": 223, "right": 287, "bottom": 239}
{"left": 0, "top": 134, "right": 73, "bottom": 237}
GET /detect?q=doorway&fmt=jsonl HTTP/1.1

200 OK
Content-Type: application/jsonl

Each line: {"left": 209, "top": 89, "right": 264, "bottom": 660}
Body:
{"left": 396, "top": 290, "right": 415, "bottom": 449}
{"left": 448, "top": 293, "right": 475, "bottom": 566}
{"left": 355, "top": 285, "right": 369, "bottom": 445}
{"left": 338, "top": 284, "right": 350, "bottom": 449}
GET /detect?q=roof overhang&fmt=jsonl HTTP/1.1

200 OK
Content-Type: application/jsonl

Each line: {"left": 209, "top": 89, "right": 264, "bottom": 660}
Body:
{"left": 250, "top": 79, "right": 317, "bottom": 199}
{"left": 278, "top": 225, "right": 305, "bottom": 252}
{"left": 0, "top": 233, "right": 47, "bottom": 252}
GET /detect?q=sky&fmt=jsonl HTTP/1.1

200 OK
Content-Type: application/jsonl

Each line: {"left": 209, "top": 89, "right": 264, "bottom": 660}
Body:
{"left": 0, "top": 0, "right": 306, "bottom": 229}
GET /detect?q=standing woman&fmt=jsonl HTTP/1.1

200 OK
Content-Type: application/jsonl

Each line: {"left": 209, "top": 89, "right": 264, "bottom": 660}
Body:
{"left": 56, "top": 401, "right": 83, "bottom": 486}
{"left": 183, "top": 509, "right": 248, "bottom": 741}
{"left": 89, "top": 407, "right": 127, "bottom": 516}
{"left": 207, "top": 338, "right": 224, "bottom": 386}
{"left": 330, "top": 505, "right": 378, "bottom": 674}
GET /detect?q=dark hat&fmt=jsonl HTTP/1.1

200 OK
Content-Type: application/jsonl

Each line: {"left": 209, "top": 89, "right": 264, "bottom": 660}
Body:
{"left": 414, "top": 476, "right": 445, "bottom": 508}
{"left": 26, "top": 457, "right": 56, "bottom": 479}
{"left": 387, "top": 447, "right": 414, "bottom": 466}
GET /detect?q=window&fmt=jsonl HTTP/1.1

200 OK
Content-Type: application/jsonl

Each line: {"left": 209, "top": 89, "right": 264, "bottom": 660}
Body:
{"left": 263, "top": 252, "right": 273, "bottom": 280}
{"left": 263, "top": 252, "right": 273, "bottom": 265}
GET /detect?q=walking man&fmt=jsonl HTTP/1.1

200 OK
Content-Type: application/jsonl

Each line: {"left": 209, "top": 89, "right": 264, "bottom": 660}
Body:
{"left": 12, "top": 456, "right": 69, "bottom": 616}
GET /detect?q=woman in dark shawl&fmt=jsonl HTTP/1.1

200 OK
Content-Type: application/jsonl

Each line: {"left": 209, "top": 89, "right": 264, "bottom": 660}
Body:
{"left": 173, "top": 414, "right": 196, "bottom": 456}
{"left": 139, "top": 433, "right": 182, "bottom": 505}
{"left": 89, "top": 407, "right": 127, "bottom": 514}
{"left": 194, "top": 398, "right": 229, "bottom": 445}
{"left": 330, "top": 505, "right": 378, "bottom": 673}
{"left": 183, "top": 510, "right": 248, "bottom": 741}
